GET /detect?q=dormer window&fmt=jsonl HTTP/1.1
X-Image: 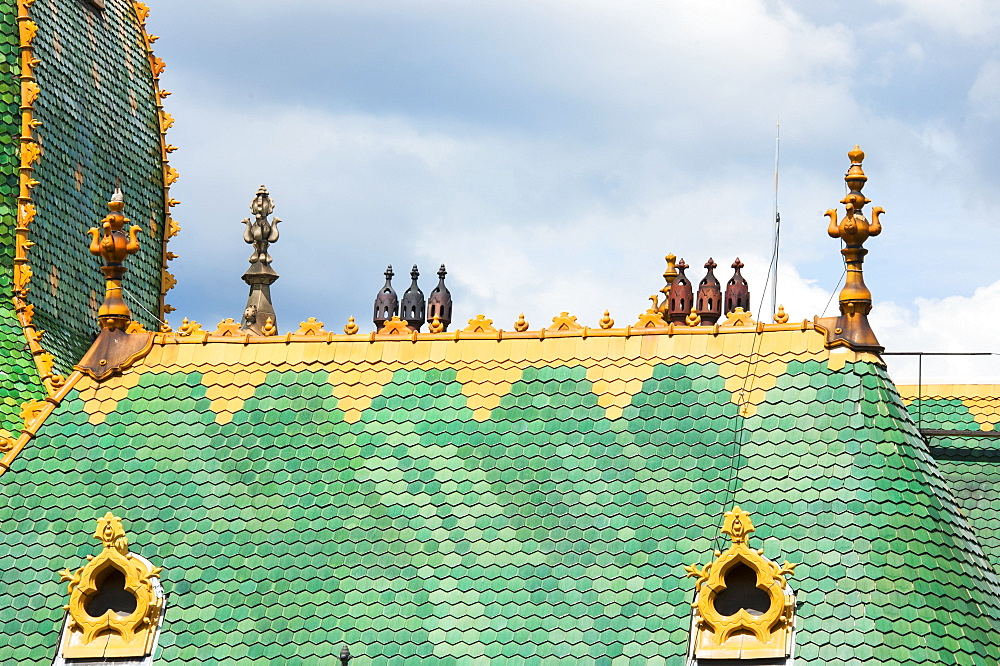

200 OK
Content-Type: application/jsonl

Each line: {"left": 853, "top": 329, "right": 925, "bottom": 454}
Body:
{"left": 684, "top": 507, "right": 797, "bottom": 662}
{"left": 56, "top": 513, "right": 165, "bottom": 660}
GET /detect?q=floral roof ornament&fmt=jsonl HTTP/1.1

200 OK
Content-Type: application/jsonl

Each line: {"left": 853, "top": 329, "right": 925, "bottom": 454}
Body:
{"left": 240, "top": 186, "right": 281, "bottom": 335}
{"left": 816, "top": 146, "right": 885, "bottom": 351}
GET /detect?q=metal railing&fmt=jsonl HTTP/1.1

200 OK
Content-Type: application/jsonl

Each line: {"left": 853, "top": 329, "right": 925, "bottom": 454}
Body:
{"left": 882, "top": 352, "right": 998, "bottom": 429}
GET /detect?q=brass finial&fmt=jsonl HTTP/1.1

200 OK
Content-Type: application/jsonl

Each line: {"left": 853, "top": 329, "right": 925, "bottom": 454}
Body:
{"left": 599, "top": 310, "right": 614, "bottom": 329}
{"left": 817, "top": 146, "right": 885, "bottom": 351}
{"left": 87, "top": 188, "right": 141, "bottom": 330}
{"left": 240, "top": 186, "right": 281, "bottom": 335}
{"left": 721, "top": 506, "right": 755, "bottom": 545}
{"left": 659, "top": 254, "right": 678, "bottom": 314}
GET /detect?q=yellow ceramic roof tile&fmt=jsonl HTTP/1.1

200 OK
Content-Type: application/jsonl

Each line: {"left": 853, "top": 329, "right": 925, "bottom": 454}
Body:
{"left": 153, "top": 342, "right": 180, "bottom": 368}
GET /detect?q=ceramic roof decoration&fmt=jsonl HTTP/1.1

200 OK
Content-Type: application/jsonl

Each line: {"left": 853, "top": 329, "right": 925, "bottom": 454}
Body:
{"left": 0, "top": 0, "right": 176, "bottom": 444}
{"left": 0, "top": 2, "right": 999, "bottom": 665}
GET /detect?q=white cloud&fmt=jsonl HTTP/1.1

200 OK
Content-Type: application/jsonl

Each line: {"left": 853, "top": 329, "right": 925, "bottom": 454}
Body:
{"left": 872, "top": 280, "right": 1000, "bottom": 383}
{"left": 150, "top": 0, "right": 1000, "bottom": 383}
{"left": 877, "top": 0, "right": 1000, "bottom": 36}
{"left": 969, "top": 60, "right": 1000, "bottom": 119}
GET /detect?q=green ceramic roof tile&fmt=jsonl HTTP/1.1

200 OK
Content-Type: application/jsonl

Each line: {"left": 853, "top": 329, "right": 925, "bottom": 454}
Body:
{"left": 904, "top": 398, "right": 980, "bottom": 430}
{"left": 0, "top": 0, "right": 169, "bottom": 432}
{"left": 27, "top": 0, "right": 166, "bottom": 372}
{"left": 894, "top": 386, "right": 1000, "bottom": 575}
{"left": 2, "top": 332, "right": 1000, "bottom": 664}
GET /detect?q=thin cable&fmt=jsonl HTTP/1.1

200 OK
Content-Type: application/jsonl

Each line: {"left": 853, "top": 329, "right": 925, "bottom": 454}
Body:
{"left": 712, "top": 279, "right": 774, "bottom": 551}
{"left": 121, "top": 287, "right": 169, "bottom": 329}
{"left": 821, "top": 269, "right": 846, "bottom": 318}
{"left": 771, "top": 119, "right": 780, "bottom": 318}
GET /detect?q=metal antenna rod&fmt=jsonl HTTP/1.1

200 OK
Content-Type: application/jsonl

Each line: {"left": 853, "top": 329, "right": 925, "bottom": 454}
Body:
{"left": 770, "top": 118, "right": 781, "bottom": 319}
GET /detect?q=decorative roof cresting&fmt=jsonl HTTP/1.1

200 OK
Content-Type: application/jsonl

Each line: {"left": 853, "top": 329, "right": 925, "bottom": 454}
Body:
{"left": 816, "top": 146, "right": 884, "bottom": 352}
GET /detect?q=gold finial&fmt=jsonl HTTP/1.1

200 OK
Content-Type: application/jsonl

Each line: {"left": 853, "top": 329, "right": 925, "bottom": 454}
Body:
{"left": 599, "top": 310, "right": 614, "bottom": 329}
{"left": 685, "top": 307, "right": 701, "bottom": 327}
{"left": 721, "top": 506, "right": 755, "bottom": 545}
{"left": 428, "top": 314, "right": 444, "bottom": 334}
{"left": 514, "top": 313, "right": 529, "bottom": 332}
{"left": 773, "top": 305, "right": 789, "bottom": 324}
{"left": 659, "top": 254, "right": 678, "bottom": 314}
{"left": 94, "top": 512, "right": 129, "bottom": 554}
{"left": 87, "top": 189, "right": 141, "bottom": 330}
{"left": 343, "top": 316, "right": 359, "bottom": 335}
{"left": 177, "top": 318, "right": 202, "bottom": 337}
{"left": 818, "top": 146, "right": 884, "bottom": 351}
{"left": 262, "top": 317, "right": 277, "bottom": 337}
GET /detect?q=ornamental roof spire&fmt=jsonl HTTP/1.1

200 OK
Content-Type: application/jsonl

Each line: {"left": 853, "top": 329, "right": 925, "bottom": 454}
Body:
{"left": 816, "top": 146, "right": 884, "bottom": 351}
{"left": 87, "top": 188, "right": 140, "bottom": 331}
{"left": 400, "top": 265, "right": 426, "bottom": 331}
{"left": 77, "top": 189, "right": 153, "bottom": 381}
{"left": 696, "top": 258, "right": 722, "bottom": 325}
{"left": 240, "top": 186, "right": 281, "bottom": 335}
{"left": 427, "top": 264, "right": 453, "bottom": 332}
{"left": 373, "top": 265, "right": 399, "bottom": 331}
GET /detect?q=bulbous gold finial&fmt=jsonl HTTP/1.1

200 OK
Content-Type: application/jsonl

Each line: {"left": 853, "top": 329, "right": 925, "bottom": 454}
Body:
{"left": 343, "top": 316, "right": 359, "bottom": 335}
{"left": 817, "top": 146, "right": 884, "bottom": 351}
{"left": 659, "top": 254, "right": 678, "bottom": 314}
{"left": 87, "top": 189, "right": 141, "bottom": 330}
{"left": 514, "top": 313, "right": 529, "bottom": 332}
{"left": 599, "top": 310, "right": 614, "bottom": 329}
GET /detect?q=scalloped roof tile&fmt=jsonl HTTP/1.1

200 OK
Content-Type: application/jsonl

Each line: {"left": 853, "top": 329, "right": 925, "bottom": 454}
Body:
{"left": 1, "top": 328, "right": 999, "bottom": 664}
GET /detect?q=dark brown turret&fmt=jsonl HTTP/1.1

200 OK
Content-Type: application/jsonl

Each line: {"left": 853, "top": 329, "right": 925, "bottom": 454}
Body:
{"left": 725, "top": 258, "right": 750, "bottom": 315}
{"left": 373, "top": 266, "right": 399, "bottom": 331}
{"left": 426, "top": 264, "right": 453, "bottom": 332}
{"left": 696, "top": 258, "right": 722, "bottom": 325}
{"left": 400, "top": 265, "right": 426, "bottom": 331}
{"left": 667, "top": 259, "right": 693, "bottom": 323}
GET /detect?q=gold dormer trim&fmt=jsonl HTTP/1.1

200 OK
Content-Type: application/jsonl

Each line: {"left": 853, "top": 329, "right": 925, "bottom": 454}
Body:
{"left": 133, "top": 1, "right": 181, "bottom": 318}
{"left": 685, "top": 507, "right": 796, "bottom": 660}
{"left": 58, "top": 513, "right": 165, "bottom": 659}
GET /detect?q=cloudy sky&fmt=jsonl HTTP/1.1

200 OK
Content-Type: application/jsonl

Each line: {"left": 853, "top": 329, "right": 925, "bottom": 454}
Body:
{"left": 150, "top": 0, "right": 1000, "bottom": 383}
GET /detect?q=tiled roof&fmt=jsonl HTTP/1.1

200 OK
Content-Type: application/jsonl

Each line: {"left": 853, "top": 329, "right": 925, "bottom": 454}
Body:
{"left": 0, "top": 0, "right": 171, "bottom": 436}
{"left": 898, "top": 385, "right": 1000, "bottom": 572}
{"left": 27, "top": 0, "right": 169, "bottom": 372}
{"left": 1, "top": 324, "right": 999, "bottom": 665}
